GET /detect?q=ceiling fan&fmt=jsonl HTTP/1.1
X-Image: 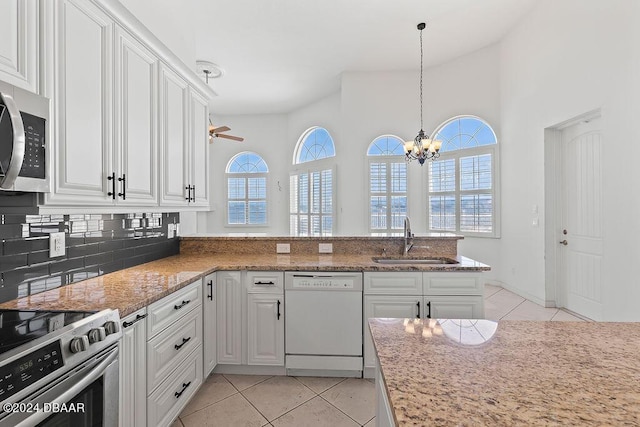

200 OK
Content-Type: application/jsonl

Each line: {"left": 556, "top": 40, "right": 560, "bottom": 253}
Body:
{"left": 208, "top": 123, "right": 244, "bottom": 143}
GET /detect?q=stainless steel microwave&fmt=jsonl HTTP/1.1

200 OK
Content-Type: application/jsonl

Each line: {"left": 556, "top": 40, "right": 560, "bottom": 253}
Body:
{"left": 0, "top": 80, "right": 50, "bottom": 192}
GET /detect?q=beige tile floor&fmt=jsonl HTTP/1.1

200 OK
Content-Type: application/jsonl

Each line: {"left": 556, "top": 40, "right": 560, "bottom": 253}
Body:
{"left": 171, "top": 285, "right": 587, "bottom": 427}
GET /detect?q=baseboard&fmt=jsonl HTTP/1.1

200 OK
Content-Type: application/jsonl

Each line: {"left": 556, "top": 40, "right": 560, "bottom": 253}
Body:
{"left": 212, "top": 364, "right": 286, "bottom": 376}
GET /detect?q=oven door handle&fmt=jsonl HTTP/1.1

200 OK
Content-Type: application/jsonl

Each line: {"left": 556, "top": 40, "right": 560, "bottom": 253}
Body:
{"left": 0, "top": 91, "right": 26, "bottom": 190}
{"left": 15, "top": 348, "right": 118, "bottom": 427}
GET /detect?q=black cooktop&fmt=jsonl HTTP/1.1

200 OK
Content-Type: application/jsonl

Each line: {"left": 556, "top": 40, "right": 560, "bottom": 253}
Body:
{"left": 0, "top": 309, "right": 96, "bottom": 356}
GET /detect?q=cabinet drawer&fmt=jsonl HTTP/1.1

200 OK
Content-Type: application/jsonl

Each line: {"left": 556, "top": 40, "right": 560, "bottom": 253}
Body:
{"left": 147, "top": 280, "right": 202, "bottom": 338}
{"left": 423, "top": 273, "right": 482, "bottom": 295}
{"left": 364, "top": 272, "right": 423, "bottom": 295}
{"left": 246, "top": 271, "right": 284, "bottom": 293}
{"left": 147, "top": 307, "right": 202, "bottom": 393}
{"left": 147, "top": 347, "right": 202, "bottom": 427}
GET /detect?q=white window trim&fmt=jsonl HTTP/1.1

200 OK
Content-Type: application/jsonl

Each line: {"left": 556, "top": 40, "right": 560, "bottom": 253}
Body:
{"left": 289, "top": 161, "right": 336, "bottom": 236}
{"left": 225, "top": 173, "right": 269, "bottom": 228}
{"left": 367, "top": 155, "right": 409, "bottom": 236}
{"left": 426, "top": 141, "right": 501, "bottom": 238}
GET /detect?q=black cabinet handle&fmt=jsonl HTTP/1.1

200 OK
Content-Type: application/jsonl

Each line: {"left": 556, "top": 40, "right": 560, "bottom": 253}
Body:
{"left": 255, "top": 281, "right": 275, "bottom": 286}
{"left": 107, "top": 172, "right": 116, "bottom": 199}
{"left": 192, "top": 184, "right": 196, "bottom": 202}
{"left": 174, "top": 300, "right": 190, "bottom": 310}
{"left": 416, "top": 301, "right": 421, "bottom": 319}
{"left": 122, "top": 313, "right": 147, "bottom": 328}
{"left": 174, "top": 381, "right": 192, "bottom": 399}
{"left": 118, "top": 174, "right": 126, "bottom": 200}
{"left": 185, "top": 185, "right": 191, "bottom": 201}
{"left": 174, "top": 336, "right": 191, "bottom": 350}
{"left": 207, "top": 280, "right": 213, "bottom": 301}
{"left": 277, "top": 299, "right": 281, "bottom": 320}
{"left": 426, "top": 301, "right": 432, "bottom": 319}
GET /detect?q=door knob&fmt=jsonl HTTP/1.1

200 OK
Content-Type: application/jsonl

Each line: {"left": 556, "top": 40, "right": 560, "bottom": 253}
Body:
{"left": 559, "top": 240, "right": 568, "bottom": 246}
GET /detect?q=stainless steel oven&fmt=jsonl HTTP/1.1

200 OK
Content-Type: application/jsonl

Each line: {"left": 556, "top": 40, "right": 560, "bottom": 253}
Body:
{"left": 0, "top": 309, "right": 121, "bottom": 427}
{"left": 0, "top": 80, "right": 50, "bottom": 193}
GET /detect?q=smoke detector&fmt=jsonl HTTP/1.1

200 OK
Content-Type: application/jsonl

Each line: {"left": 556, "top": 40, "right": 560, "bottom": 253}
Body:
{"left": 196, "top": 60, "right": 224, "bottom": 83}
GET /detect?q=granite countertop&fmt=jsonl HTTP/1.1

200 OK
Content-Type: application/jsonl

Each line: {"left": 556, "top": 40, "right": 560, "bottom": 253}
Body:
{"left": 0, "top": 253, "right": 488, "bottom": 317}
{"left": 369, "top": 318, "right": 640, "bottom": 426}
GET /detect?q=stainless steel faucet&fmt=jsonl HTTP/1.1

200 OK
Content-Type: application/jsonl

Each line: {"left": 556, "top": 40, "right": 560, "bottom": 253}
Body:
{"left": 403, "top": 216, "right": 413, "bottom": 256}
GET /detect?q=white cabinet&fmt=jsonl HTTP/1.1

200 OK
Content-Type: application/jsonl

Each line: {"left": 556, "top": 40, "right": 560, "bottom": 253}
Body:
{"left": 113, "top": 26, "right": 158, "bottom": 205}
{"left": 247, "top": 293, "right": 284, "bottom": 366}
{"left": 216, "top": 271, "right": 242, "bottom": 364}
{"left": 203, "top": 273, "right": 217, "bottom": 376}
{"left": 119, "top": 308, "right": 148, "bottom": 427}
{"left": 0, "top": 0, "right": 38, "bottom": 92}
{"left": 43, "top": 0, "right": 113, "bottom": 205}
{"left": 363, "top": 271, "right": 484, "bottom": 377}
{"left": 188, "top": 88, "right": 209, "bottom": 207}
{"left": 158, "top": 63, "right": 189, "bottom": 206}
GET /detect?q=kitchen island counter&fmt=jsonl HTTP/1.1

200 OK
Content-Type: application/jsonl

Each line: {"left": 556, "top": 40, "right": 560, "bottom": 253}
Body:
{"left": 0, "top": 252, "right": 488, "bottom": 317}
{"left": 369, "top": 318, "right": 640, "bottom": 426}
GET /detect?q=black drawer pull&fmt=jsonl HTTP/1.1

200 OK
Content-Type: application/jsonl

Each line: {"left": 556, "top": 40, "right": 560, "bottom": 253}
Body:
{"left": 426, "top": 301, "right": 432, "bottom": 319}
{"left": 174, "top": 300, "right": 191, "bottom": 310}
{"left": 277, "top": 299, "right": 281, "bottom": 320}
{"left": 122, "top": 313, "right": 147, "bottom": 328}
{"left": 416, "top": 301, "right": 421, "bottom": 319}
{"left": 174, "top": 381, "right": 191, "bottom": 399}
{"left": 255, "top": 281, "right": 275, "bottom": 286}
{"left": 174, "top": 336, "right": 191, "bottom": 350}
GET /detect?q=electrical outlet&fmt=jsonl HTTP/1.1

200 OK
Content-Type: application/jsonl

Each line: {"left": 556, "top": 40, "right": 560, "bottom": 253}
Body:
{"left": 276, "top": 243, "right": 290, "bottom": 254}
{"left": 167, "top": 223, "right": 176, "bottom": 239}
{"left": 49, "top": 232, "right": 66, "bottom": 258}
{"left": 319, "top": 243, "right": 333, "bottom": 254}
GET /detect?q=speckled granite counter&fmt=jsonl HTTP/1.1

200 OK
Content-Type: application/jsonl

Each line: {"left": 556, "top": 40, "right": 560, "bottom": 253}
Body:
{"left": 0, "top": 253, "right": 488, "bottom": 317}
{"left": 369, "top": 318, "right": 640, "bottom": 426}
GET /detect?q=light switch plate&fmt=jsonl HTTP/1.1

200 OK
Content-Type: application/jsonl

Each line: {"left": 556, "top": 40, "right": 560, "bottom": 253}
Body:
{"left": 276, "top": 243, "right": 290, "bottom": 254}
{"left": 319, "top": 243, "right": 333, "bottom": 254}
{"left": 49, "top": 232, "right": 66, "bottom": 258}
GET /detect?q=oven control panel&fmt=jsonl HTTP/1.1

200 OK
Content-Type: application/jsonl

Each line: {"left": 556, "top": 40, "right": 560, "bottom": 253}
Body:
{"left": 0, "top": 341, "right": 63, "bottom": 403}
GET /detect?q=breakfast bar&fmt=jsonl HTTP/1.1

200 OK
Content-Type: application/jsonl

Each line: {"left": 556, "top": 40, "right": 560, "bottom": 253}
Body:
{"left": 369, "top": 318, "right": 640, "bottom": 426}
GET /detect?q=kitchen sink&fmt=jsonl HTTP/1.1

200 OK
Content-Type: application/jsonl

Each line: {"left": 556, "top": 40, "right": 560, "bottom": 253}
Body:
{"left": 372, "top": 257, "right": 458, "bottom": 265}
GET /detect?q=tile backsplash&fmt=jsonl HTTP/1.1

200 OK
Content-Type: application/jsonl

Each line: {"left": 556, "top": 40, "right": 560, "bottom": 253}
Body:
{"left": 0, "top": 213, "right": 180, "bottom": 304}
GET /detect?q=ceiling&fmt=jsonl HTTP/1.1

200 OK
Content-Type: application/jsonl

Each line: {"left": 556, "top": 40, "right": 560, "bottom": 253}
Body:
{"left": 140, "top": 0, "right": 537, "bottom": 115}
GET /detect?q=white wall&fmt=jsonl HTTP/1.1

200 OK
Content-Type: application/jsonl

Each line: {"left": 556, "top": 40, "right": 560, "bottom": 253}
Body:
{"left": 498, "top": 0, "right": 640, "bottom": 320}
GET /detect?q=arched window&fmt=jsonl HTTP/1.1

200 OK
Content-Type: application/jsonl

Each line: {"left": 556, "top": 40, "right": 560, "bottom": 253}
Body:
{"left": 427, "top": 116, "right": 499, "bottom": 236}
{"left": 226, "top": 152, "right": 268, "bottom": 225}
{"left": 367, "top": 135, "right": 407, "bottom": 235}
{"left": 290, "top": 127, "right": 336, "bottom": 236}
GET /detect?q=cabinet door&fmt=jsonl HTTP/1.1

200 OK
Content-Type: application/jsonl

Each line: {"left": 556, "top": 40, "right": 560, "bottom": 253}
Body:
{"left": 159, "top": 63, "right": 189, "bottom": 206}
{"left": 247, "top": 293, "right": 284, "bottom": 366}
{"left": 423, "top": 295, "right": 484, "bottom": 319}
{"left": 114, "top": 26, "right": 158, "bottom": 205}
{"left": 0, "top": 0, "right": 38, "bottom": 92}
{"left": 119, "top": 308, "right": 147, "bottom": 427}
{"left": 46, "top": 0, "right": 113, "bottom": 205}
{"left": 203, "top": 273, "right": 217, "bottom": 376}
{"left": 216, "top": 271, "right": 242, "bottom": 364}
{"left": 188, "top": 89, "right": 209, "bottom": 207}
{"left": 363, "top": 295, "right": 421, "bottom": 373}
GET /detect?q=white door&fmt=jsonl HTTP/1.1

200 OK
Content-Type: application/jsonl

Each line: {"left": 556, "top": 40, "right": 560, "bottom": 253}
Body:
{"left": 247, "top": 293, "right": 284, "bottom": 366}
{"left": 0, "top": 0, "right": 38, "bottom": 92}
{"left": 559, "top": 117, "right": 603, "bottom": 320}
{"left": 424, "top": 295, "right": 483, "bottom": 319}
{"left": 189, "top": 89, "right": 209, "bottom": 207}
{"left": 119, "top": 309, "right": 147, "bottom": 427}
{"left": 216, "top": 271, "right": 242, "bottom": 364}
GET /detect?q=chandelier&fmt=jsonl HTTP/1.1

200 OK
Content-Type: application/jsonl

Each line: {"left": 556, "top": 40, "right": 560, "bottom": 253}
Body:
{"left": 404, "top": 22, "right": 441, "bottom": 165}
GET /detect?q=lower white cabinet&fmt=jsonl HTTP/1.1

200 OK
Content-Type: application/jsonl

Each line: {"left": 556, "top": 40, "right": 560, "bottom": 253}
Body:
{"left": 203, "top": 273, "right": 217, "bottom": 376}
{"left": 247, "top": 293, "right": 284, "bottom": 366}
{"left": 375, "top": 355, "right": 395, "bottom": 427}
{"left": 363, "top": 271, "right": 484, "bottom": 377}
{"left": 216, "top": 271, "right": 242, "bottom": 364}
{"left": 119, "top": 308, "right": 148, "bottom": 427}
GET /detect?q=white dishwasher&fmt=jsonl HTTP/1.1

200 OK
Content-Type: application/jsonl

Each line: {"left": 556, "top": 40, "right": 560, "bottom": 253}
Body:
{"left": 284, "top": 272, "right": 363, "bottom": 377}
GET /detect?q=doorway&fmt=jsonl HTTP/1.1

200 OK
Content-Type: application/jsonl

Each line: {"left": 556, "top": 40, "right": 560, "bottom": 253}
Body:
{"left": 545, "top": 110, "right": 603, "bottom": 320}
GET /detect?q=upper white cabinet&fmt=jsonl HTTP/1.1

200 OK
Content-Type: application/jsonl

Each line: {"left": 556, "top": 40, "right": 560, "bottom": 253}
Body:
{"left": 0, "top": 0, "right": 38, "bottom": 93}
{"left": 42, "top": 0, "right": 113, "bottom": 205}
{"left": 114, "top": 26, "right": 158, "bottom": 205}
{"left": 35, "top": 0, "right": 215, "bottom": 211}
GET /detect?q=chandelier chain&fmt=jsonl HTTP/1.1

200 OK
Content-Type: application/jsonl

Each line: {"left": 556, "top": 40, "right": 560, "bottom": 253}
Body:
{"left": 419, "top": 26, "right": 423, "bottom": 131}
